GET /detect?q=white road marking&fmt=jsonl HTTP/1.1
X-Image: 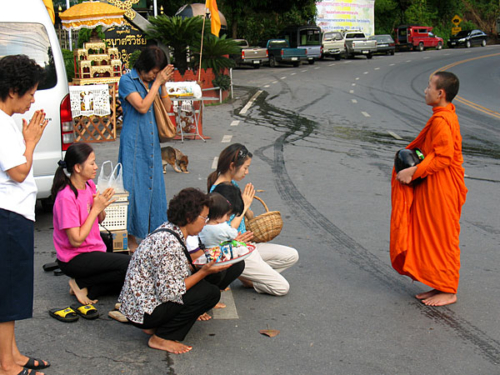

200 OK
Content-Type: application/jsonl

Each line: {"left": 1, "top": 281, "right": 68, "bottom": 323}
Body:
{"left": 230, "top": 120, "right": 240, "bottom": 126}
{"left": 362, "top": 111, "right": 370, "bottom": 117}
{"left": 329, "top": 63, "right": 336, "bottom": 66}
{"left": 390, "top": 63, "right": 395, "bottom": 66}
{"left": 211, "top": 157, "right": 218, "bottom": 170}
{"left": 363, "top": 71, "right": 368, "bottom": 74}
{"left": 406, "top": 60, "right": 411, "bottom": 63}
{"left": 291, "top": 72, "right": 296, "bottom": 76}
{"left": 272, "top": 81, "right": 278, "bottom": 84}
{"left": 424, "top": 57, "right": 430, "bottom": 59}
{"left": 356, "top": 77, "right": 360, "bottom": 80}
{"left": 350, "top": 90, "right": 354, "bottom": 94}
{"left": 301, "top": 70, "right": 307, "bottom": 73}
{"left": 388, "top": 131, "right": 402, "bottom": 140}
{"left": 374, "top": 67, "right": 380, "bottom": 70}
{"left": 352, "top": 99, "right": 358, "bottom": 103}
{"left": 222, "top": 135, "right": 232, "bottom": 143}
{"left": 264, "top": 84, "right": 270, "bottom": 88}
{"left": 281, "top": 76, "right": 287, "bottom": 80}
{"left": 212, "top": 289, "right": 239, "bottom": 319}
{"left": 314, "top": 67, "right": 320, "bottom": 69}
{"left": 352, "top": 83, "right": 356, "bottom": 86}
{"left": 240, "top": 90, "right": 262, "bottom": 115}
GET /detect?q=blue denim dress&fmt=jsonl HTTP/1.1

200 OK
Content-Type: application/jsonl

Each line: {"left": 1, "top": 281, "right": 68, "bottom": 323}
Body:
{"left": 118, "top": 69, "right": 167, "bottom": 239}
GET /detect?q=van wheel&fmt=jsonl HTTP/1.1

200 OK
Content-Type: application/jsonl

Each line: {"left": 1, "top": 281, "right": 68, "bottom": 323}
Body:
{"left": 437, "top": 42, "right": 443, "bottom": 50}
{"left": 335, "top": 54, "right": 341, "bottom": 60}
{"left": 41, "top": 197, "right": 54, "bottom": 213}
{"left": 418, "top": 42, "right": 424, "bottom": 52}
{"left": 253, "top": 64, "right": 261, "bottom": 69}
{"left": 308, "top": 59, "right": 315, "bottom": 65}
{"left": 269, "top": 56, "right": 277, "bottom": 67}
{"left": 366, "top": 53, "right": 373, "bottom": 59}
{"left": 481, "top": 39, "right": 486, "bottom": 47}
{"left": 390, "top": 50, "right": 395, "bottom": 55}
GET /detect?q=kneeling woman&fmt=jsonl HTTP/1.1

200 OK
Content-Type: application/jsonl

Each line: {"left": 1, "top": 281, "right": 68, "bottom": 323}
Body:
{"left": 119, "top": 188, "right": 244, "bottom": 354}
{"left": 52, "top": 143, "right": 131, "bottom": 307}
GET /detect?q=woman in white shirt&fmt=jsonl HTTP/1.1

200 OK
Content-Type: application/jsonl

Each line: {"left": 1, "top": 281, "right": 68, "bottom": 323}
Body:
{"left": 0, "top": 55, "right": 50, "bottom": 375}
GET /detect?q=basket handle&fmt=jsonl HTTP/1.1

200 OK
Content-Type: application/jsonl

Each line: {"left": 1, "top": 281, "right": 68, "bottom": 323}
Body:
{"left": 253, "top": 196, "right": 269, "bottom": 213}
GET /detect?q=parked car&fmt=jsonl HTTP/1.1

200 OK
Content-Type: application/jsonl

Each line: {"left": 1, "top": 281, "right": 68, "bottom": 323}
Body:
{"left": 394, "top": 25, "right": 443, "bottom": 51}
{"left": 344, "top": 31, "right": 377, "bottom": 59}
{"left": 448, "top": 30, "right": 487, "bottom": 48}
{"left": 279, "top": 25, "right": 322, "bottom": 64}
{"left": 230, "top": 39, "right": 269, "bottom": 68}
{"left": 369, "top": 34, "right": 395, "bottom": 55}
{"left": 321, "top": 31, "right": 346, "bottom": 60}
{"left": 260, "top": 39, "right": 307, "bottom": 67}
{"left": 1, "top": 0, "right": 74, "bottom": 208}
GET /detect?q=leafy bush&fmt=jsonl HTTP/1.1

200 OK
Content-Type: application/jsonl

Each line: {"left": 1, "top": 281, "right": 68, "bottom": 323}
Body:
{"left": 191, "top": 34, "right": 238, "bottom": 74}
{"left": 212, "top": 74, "right": 231, "bottom": 91}
{"left": 61, "top": 49, "right": 75, "bottom": 82}
{"left": 128, "top": 49, "right": 142, "bottom": 70}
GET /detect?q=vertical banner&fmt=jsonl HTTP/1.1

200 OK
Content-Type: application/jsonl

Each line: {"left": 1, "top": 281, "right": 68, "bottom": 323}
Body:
{"left": 316, "top": 0, "right": 375, "bottom": 36}
{"left": 70, "top": 85, "right": 111, "bottom": 117}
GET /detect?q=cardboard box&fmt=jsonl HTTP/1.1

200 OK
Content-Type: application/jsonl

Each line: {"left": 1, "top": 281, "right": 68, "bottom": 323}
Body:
{"left": 111, "top": 229, "right": 128, "bottom": 251}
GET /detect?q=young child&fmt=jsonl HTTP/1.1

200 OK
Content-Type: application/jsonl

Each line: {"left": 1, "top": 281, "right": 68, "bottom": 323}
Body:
{"left": 199, "top": 191, "right": 242, "bottom": 248}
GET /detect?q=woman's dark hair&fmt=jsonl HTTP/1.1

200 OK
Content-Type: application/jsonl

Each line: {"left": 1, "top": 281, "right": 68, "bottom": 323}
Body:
{"left": 0, "top": 55, "right": 45, "bottom": 101}
{"left": 208, "top": 192, "right": 232, "bottom": 220}
{"left": 133, "top": 46, "right": 168, "bottom": 74}
{"left": 212, "top": 183, "right": 244, "bottom": 217}
{"left": 207, "top": 143, "right": 253, "bottom": 191}
{"left": 167, "top": 188, "right": 210, "bottom": 227}
{"left": 51, "top": 143, "right": 94, "bottom": 199}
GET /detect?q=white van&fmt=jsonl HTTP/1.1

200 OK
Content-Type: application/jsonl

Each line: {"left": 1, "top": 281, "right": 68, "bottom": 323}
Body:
{"left": 0, "top": 0, "right": 74, "bottom": 208}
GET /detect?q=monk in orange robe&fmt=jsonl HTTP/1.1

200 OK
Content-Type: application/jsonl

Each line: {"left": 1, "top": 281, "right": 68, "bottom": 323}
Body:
{"left": 390, "top": 71, "right": 468, "bottom": 306}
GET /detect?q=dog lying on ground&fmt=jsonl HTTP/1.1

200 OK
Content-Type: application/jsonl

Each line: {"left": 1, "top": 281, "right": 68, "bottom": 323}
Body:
{"left": 161, "top": 146, "right": 189, "bottom": 173}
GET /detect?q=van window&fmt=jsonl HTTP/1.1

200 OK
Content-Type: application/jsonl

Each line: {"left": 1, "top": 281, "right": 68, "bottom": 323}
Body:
{"left": 0, "top": 23, "right": 57, "bottom": 90}
{"left": 299, "top": 30, "right": 321, "bottom": 46}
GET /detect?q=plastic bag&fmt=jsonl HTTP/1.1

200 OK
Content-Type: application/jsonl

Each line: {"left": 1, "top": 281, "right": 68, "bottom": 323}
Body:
{"left": 97, "top": 161, "right": 125, "bottom": 193}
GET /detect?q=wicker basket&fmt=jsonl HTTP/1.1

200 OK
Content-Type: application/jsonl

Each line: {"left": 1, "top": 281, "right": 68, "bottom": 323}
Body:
{"left": 245, "top": 196, "right": 283, "bottom": 243}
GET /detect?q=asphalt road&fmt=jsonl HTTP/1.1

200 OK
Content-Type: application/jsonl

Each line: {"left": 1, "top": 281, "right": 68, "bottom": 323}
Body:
{"left": 23, "top": 45, "right": 500, "bottom": 375}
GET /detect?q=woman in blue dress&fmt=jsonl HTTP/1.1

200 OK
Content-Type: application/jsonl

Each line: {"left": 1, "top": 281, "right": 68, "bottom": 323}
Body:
{"left": 118, "top": 47, "right": 174, "bottom": 251}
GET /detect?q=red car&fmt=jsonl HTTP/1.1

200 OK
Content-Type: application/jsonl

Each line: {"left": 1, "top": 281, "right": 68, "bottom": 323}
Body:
{"left": 394, "top": 25, "right": 444, "bottom": 51}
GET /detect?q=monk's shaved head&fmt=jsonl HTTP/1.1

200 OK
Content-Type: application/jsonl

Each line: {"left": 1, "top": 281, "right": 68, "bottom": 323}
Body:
{"left": 433, "top": 71, "right": 459, "bottom": 103}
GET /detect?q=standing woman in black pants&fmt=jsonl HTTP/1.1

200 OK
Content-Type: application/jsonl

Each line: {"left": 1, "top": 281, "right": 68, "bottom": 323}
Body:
{"left": 0, "top": 55, "right": 50, "bottom": 375}
{"left": 51, "top": 143, "right": 131, "bottom": 309}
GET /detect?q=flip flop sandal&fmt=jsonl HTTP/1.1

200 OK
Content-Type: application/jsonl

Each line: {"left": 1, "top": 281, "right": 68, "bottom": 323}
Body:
{"left": 17, "top": 368, "right": 36, "bottom": 375}
{"left": 71, "top": 304, "right": 99, "bottom": 320}
{"left": 24, "top": 357, "right": 51, "bottom": 370}
{"left": 48, "top": 307, "right": 79, "bottom": 323}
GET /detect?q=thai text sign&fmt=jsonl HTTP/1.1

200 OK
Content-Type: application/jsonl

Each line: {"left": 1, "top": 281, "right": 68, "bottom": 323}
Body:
{"left": 316, "top": 0, "right": 375, "bottom": 36}
{"left": 70, "top": 84, "right": 111, "bottom": 117}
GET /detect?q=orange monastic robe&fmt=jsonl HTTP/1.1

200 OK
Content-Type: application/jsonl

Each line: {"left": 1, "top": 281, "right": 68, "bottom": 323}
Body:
{"left": 390, "top": 103, "right": 468, "bottom": 293}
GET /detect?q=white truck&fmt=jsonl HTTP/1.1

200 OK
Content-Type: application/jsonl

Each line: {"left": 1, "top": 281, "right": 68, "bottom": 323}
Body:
{"left": 344, "top": 31, "right": 377, "bottom": 59}
{"left": 321, "top": 31, "right": 346, "bottom": 60}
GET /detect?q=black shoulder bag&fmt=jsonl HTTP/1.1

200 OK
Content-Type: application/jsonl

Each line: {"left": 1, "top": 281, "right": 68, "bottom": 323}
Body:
{"left": 151, "top": 228, "right": 194, "bottom": 268}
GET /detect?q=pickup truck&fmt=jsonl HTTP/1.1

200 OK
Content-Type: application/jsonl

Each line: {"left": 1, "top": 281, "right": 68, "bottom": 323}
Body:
{"left": 230, "top": 39, "right": 269, "bottom": 68}
{"left": 279, "top": 25, "right": 322, "bottom": 64}
{"left": 261, "top": 39, "right": 308, "bottom": 67}
{"left": 394, "top": 25, "right": 443, "bottom": 51}
{"left": 344, "top": 31, "right": 377, "bottom": 59}
{"left": 321, "top": 31, "right": 346, "bottom": 60}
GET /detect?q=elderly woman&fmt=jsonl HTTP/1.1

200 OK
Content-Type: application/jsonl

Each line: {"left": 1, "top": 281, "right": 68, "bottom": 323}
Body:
{"left": 119, "top": 188, "right": 244, "bottom": 354}
{"left": 118, "top": 46, "right": 174, "bottom": 251}
{"left": 0, "top": 55, "right": 50, "bottom": 374}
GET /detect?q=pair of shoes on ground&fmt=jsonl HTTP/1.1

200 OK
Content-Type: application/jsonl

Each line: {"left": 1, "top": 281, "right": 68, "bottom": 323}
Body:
{"left": 108, "top": 302, "right": 128, "bottom": 323}
{"left": 49, "top": 304, "right": 98, "bottom": 322}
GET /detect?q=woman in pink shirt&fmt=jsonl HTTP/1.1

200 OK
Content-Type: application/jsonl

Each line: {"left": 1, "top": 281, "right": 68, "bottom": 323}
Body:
{"left": 52, "top": 143, "right": 131, "bottom": 307}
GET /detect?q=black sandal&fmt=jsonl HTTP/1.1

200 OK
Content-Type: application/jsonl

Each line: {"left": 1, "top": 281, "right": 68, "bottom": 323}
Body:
{"left": 24, "top": 357, "right": 50, "bottom": 370}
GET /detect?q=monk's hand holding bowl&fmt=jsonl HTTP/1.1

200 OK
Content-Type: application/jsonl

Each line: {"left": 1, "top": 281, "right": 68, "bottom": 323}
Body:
{"left": 396, "top": 166, "right": 417, "bottom": 185}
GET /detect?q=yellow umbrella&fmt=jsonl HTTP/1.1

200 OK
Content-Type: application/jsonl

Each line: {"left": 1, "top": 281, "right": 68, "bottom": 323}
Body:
{"left": 60, "top": 1, "right": 125, "bottom": 31}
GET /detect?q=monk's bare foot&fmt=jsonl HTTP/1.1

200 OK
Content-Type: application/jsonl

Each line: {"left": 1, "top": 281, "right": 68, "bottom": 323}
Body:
{"left": 223, "top": 286, "right": 231, "bottom": 292}
{"left": 422, "top": 292, "right": 457, "bottom": 307}
{"left": 238, "top": 276, "right": 254, "bottom": 289}
{"left": 415, "top": 289, "right": 439, "bottom": 300}
{"left": 142, "top": 328, "right": 155, "bottom": 335}
{"left": 197, "top": 312, "right": 211, "bottom": 321}
{"left": 214, "top": 302, "right": 226, "bottom": 309}
{"left": 69, "top": 279, "right": 97, "bottom": 305}
{"left": 148, "top": 335, "right": 192, "bottom": 354}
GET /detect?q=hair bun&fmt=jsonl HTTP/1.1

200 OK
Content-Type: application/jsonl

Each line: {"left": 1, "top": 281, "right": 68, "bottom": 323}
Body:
{"left": 57, "top": 160, "right": 67, "bottom": 168}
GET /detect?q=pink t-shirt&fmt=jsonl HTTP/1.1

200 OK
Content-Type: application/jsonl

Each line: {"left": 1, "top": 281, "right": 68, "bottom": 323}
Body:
{"left": 53, "top": 180, "right": 105, "bottom": 262}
